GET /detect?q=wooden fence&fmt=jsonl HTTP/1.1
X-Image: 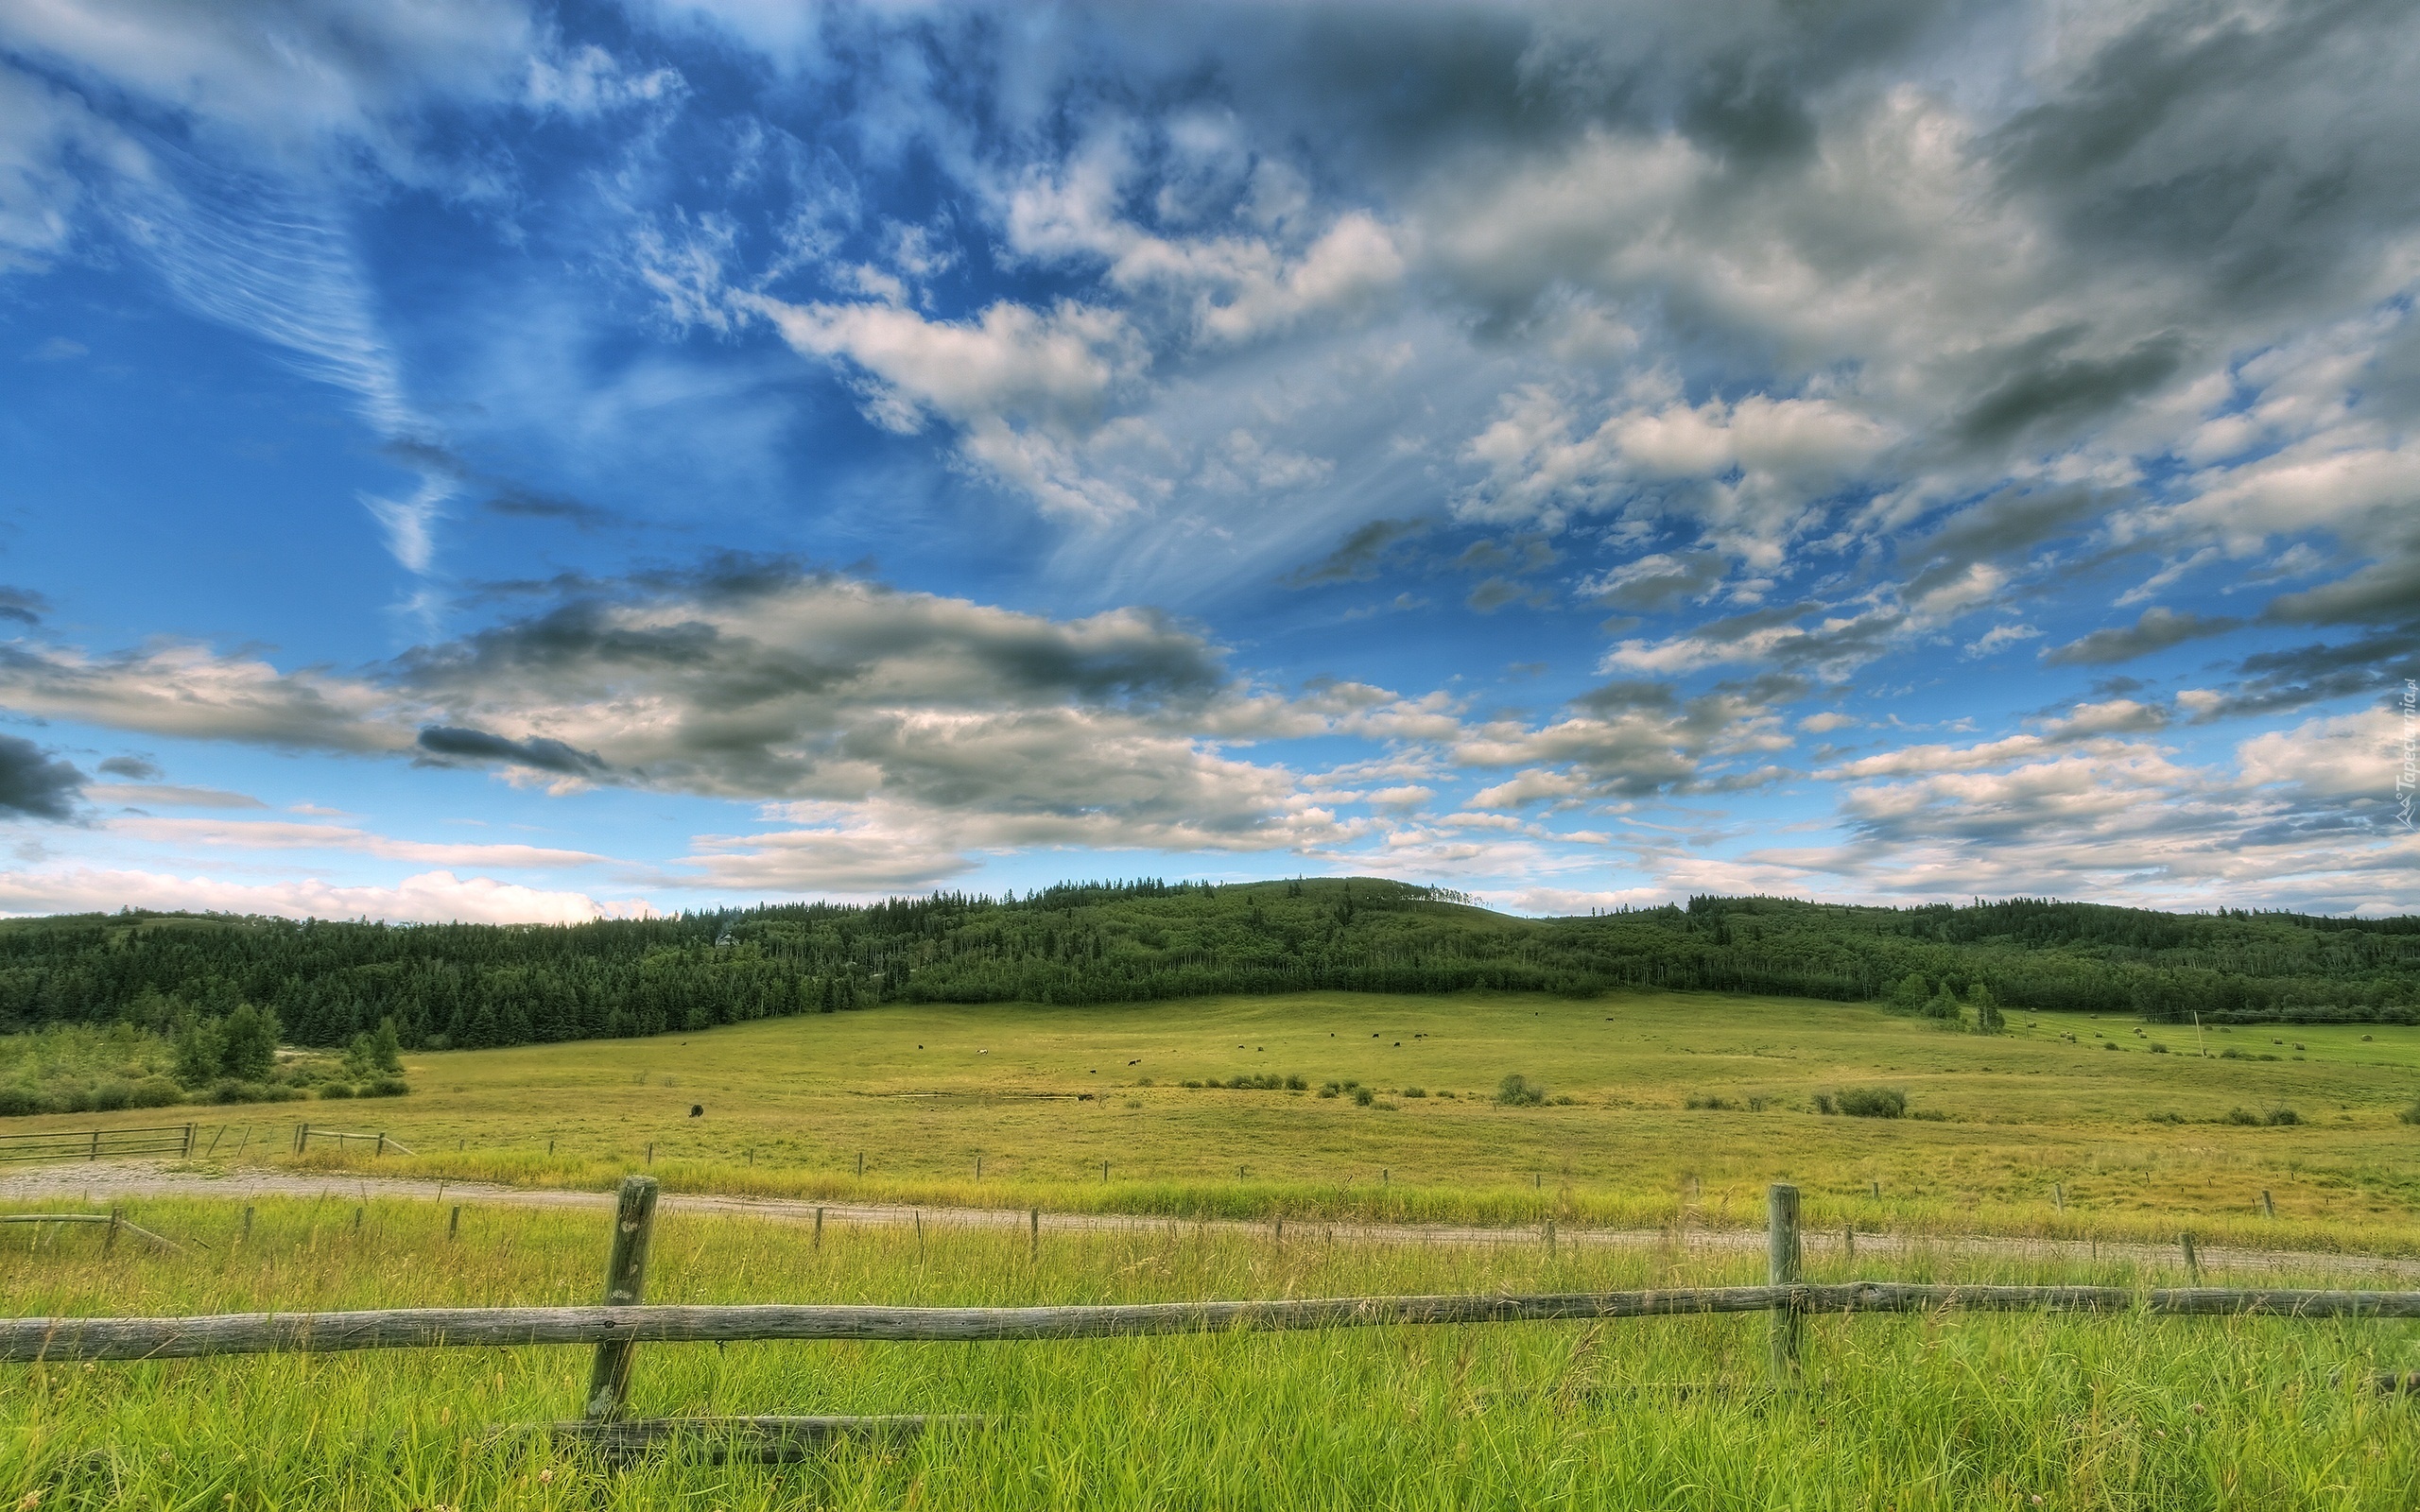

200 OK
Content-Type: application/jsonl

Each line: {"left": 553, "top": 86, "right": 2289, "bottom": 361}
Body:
{"left": 5, "top": 1178, "right": 2413, "bottom": 1458}
{"left": 0, "top": 1123, "right": 198, "bottom": 1163}
{"left": 291, "top": 1125, "right": 411, "bottom": 1157}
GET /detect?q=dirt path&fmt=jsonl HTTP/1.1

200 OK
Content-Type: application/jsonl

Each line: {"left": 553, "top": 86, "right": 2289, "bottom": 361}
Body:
{"left": 6, "top": 1160, "right": 2414, "bottom": 1284}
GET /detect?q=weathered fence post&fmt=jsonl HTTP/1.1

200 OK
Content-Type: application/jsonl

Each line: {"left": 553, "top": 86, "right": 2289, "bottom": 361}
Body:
{"left": 2181, "top": 1230, "right": 2202, "bottom": 1283}
{"left": 103, "top": 1207, "right": 120, "bottom": 1255}
{"left": 814, "top": 1207, "right": 824, "bottom": 1249}
{"left": 1029, "top": 1207, "right": 1040, "bottom": 1262}
{"left": 2053, "top": 1183, "right": 2065, "bottom": 1213}
{"left": 2259, "top": 1190, "right": 2275, "bottom": 1219}
{"left": 1768, "top": 1183, "right": 1802, "bottom": 1384}
{"left": 1101, "top": 1160, "right": 1109, "bottom": 1184}
{"left": 975, "top": 1156, "right": 982, "bottom": 1179}
{"left": 354, "top": 1207, "right": 364, "bottom": 1231}
{"left": 448, "top": 1206, "right": 460, "bottom": 1240}
{"left": 89, "top": 1130, "right": 100, "bottom": 1161}
{"left": 1545, "top": 1217, "right": 1556, "bottom": 1256}
{"left": 182, "top": 1124, "right": 195, "bottom": 1158}
{"left": 240, "top": 1206, "right": 253, "bottom": 1244}
{"left": 375, "top": 1132, "right": 387, "bottom": 1158}
{"left": 646, "top": 1143, "right": 654, "bottom": 1166}
{"left": 582, "top": 1176, "right": 660, "bottom": 1423}
{"left": 1869, "top": 1178, "right": 1879, "bottom": 1201}
{"left": 856, "top": 1151, "right": 865, "bottom": 1178}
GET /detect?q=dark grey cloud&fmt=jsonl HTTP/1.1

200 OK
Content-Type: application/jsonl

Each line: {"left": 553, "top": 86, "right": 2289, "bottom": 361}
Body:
{"left": 2260, "top": 551, "right": 2420, "bottom": 627}
{"left": 0, "top": 735, "right": 84, "bottom": 821}
{"left": 1586, "top": 550, "right": 1725, "bottom": 613}
{"left": 2183, "top": 627, "right": 2420, "bottom": 722}
{"left": 1571, "top": 679, "right": 1679, "bottom": 714}
{"left": 483, "top": 485, "right": 623, "bottom": 531}
{"left": 1280, "top": 517, "right": 1429, "bottom": 586}
{"left": 2043, "top": 607, "right": 2242, "bottom": 666}
{"left": 97, "top": 755, "right": 163, "bottom": 780}
{"left": 1984, "top": 0, "right": 2420, "bottom": 312}
{"left": 0, "top": 586, "right": 48, "bottom": 627}
{"left": 1954, "top": 332, "right": 2185, "bottom": 450}
{"left": 415, "top": 726, "right": 611, "bottom": 777}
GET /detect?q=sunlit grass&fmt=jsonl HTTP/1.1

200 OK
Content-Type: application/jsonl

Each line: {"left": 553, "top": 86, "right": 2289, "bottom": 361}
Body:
{"left": 4, "top": 1193, "right": 2417, "bottom": 1509}
{"left": 3, "top": 989, "right": 2398, "bottom": 1251}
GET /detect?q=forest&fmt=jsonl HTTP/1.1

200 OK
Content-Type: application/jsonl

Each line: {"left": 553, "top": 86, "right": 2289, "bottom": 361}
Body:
{"left": 0, "top": 878, "right": 2412, "bottom": 1054}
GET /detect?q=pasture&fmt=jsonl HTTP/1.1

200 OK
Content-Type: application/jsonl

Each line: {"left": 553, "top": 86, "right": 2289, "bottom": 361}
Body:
{"left": 13, "top": 988, "right": 2413, "bottom": 1254}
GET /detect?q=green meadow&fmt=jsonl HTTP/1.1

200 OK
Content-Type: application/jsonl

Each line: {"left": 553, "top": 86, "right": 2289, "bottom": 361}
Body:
{"left": 4, "top": 1192, "right": 2418, "bottom": 1510}
{"left": 14, "top": 988, "right": 2415, "bottom": 1253}
{"left": 8, "top": 989, "right": 2420, "bottom": 1507}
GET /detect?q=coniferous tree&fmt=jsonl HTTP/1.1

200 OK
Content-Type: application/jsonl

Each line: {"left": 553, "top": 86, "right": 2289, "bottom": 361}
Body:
{"left": 218, "top": 1003, "right": 278, "bottom": 1081}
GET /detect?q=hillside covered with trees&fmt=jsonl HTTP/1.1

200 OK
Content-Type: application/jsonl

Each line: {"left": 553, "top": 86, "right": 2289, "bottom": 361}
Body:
{"left": 0, "top": 880, "right": 2412, "bottom": 1056}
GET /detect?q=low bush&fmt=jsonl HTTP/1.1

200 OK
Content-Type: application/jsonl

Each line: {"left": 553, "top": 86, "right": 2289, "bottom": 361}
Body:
{"left": 1352, "top": 1087, "right": 1374, "bottom": 1107}
{"left": 1495, "top": 1074, "right": 1547, "bottom": 1108}
{"left": 320, "top": 1082, "right": 356, "bottom": 1099}
{"left": 2401, "top": 1101, "right": 2420, "bottom": 1125}
{"left": 1684, "top": 1094, "right": 1736, "bottom": 1110}
{"left": 2222, "top": 1107, "right": 2261, "bottom": 1125}
{"left": 2264, "top": 1107, "right": 2299, "bottom": 1125}
{"left": 1818, "top": 1087, "right": 1907, "bottom": 1119}
{"left": 130, "top": 1074, "right": 185, "bottom": 1108}
{"left": 1401, "top": 1086, "right": 1426, "bottom": 1098}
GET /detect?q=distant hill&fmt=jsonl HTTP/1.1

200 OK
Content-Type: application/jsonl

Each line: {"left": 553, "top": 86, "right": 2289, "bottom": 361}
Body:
{"left": 1, "top": 878, "right": 2413, "bottom": 1052}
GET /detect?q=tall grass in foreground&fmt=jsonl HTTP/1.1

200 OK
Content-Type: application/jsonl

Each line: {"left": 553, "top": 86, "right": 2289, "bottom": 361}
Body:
{"left": 283, "top": 1143, "right": 2420, "bottom": 1260}
{"left": 5, "top": 1194, "right": 2418, "bottom": 1509}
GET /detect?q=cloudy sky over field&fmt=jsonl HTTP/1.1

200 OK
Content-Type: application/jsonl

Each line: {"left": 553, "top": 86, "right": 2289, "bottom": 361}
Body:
{"left": 0, "top": 0, "right": 2415, "bottom": 922}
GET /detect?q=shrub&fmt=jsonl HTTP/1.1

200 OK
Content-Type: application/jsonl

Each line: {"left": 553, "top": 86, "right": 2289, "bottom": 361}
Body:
{"left": 2264, "top": 1107, "right": 2299, "bottom": 1125}
{"left": 82, "top": 1079, "right": 134, "bottom": 1112}
{"left": 1495, "top": 1074, "right": 1547, "bottom": 1108}
{"left": 1829, "top": 1087, "right": 1908, "bottom": 1119}
{"left": 1550, "top": 1094, "right": 1578, "bottom": 1106}
{"left": 129, "top": 1074, "right": 185, "bottom": 1108}
{"left": 1180, "top": 1079, "right": 1204, "bottom": 1089}
{"left": 1685, "top": 1094, "right": 1736, "bottom": 1110}
{"left": 1284, "top": 1074, "right": 1307, "bottom": 1091}
{"left": 2148, "top": 1042, "right": 2169, "bottom": 1054}
{"left": 1352, "top": 1087, "right": 1374, "bottom": 1107}
{"left": 0, "top": 1086, "right": 58, "bottom": 1117}
{"left": 1401, "top": 1086, "right": 1426, "bottom": 1098}
{"left": 1317, "top": 1082, "right": 1340, "bottom": 1098}
{"left": 2400, "top": 1101, "right": 2420, "bottom": 1125}
{"left": 2222, "top": 1107, "right": 2261, "bottom": 1125}
{"left": 320, "top": 1082, "right": 357, "bottom": 1099}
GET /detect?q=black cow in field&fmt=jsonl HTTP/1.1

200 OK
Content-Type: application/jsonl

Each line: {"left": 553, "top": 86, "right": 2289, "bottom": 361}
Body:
{"left": 690, "top": 1105, "right": 703, "bottom": 1118}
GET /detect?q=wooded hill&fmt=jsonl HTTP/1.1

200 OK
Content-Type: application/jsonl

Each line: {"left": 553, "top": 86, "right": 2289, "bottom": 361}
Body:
{"left": 0, "top": 879, "right": 2412, "bottom": 1053}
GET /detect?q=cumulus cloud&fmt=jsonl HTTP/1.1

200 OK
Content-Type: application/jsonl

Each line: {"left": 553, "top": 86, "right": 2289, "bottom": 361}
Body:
{"left": 0, "top": 867, "right": 652, "bottom": 925}
{"left": 0, "top": 561, "right": 1399, "bottom": 872}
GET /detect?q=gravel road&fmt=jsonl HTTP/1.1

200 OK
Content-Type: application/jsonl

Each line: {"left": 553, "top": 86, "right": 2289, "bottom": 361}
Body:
{"left": 5, "top": 1160, "right": 2413, "bottom": 1283}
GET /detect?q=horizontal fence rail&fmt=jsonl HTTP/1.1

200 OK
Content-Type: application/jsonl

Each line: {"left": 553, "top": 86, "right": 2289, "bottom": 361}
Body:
{"left": 0, "top": 1124, "right": 197, "bottom": 1163}
{"left": 9, "top": 1284, "right": 2420, "bottom": 1365}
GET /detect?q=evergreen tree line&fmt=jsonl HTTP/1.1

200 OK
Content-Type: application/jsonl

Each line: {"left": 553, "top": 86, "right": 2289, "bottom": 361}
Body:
{"left": 0, "top": 880, "right": 2410, "bottom": 1055}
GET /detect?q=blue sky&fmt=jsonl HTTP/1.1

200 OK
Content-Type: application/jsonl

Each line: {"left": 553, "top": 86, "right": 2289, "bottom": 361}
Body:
{"left": 0, "top": 0, "right": 2414, "bottom": 923}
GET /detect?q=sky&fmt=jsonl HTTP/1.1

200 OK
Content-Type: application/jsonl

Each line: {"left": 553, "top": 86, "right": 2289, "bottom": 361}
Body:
{"left": 0, "top": 0, "right": 2414, "bottom": 925}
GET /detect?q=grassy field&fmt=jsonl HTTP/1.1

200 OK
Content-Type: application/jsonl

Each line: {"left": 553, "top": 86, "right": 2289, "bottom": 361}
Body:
{"left": 9, "top": 988, "right": 2418, "bottom": 1253}
{"left": 4, "top": 1191, "right": 2418, "bottom": 1509}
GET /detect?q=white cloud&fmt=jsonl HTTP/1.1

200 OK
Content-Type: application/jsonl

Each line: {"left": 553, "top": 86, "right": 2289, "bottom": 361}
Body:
{"left": 0, "top": 867, "right": 651, "bottom": 925}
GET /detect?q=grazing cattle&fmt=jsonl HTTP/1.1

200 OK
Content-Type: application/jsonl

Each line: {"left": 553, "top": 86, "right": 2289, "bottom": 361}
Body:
{"left": 689, "top": 1105, "right": 703, "bottom": 1118}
